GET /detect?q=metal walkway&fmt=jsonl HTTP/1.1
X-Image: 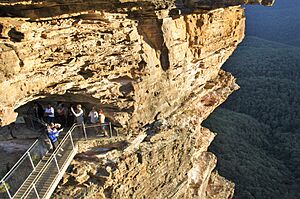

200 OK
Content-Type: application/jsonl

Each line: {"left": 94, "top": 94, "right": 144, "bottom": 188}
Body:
{"left": 0, "top": 122, "right": 114, "bottom": 199}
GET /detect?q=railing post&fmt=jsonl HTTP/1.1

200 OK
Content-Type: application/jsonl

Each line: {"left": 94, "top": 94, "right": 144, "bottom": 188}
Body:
{"left": 69, "top": 132, "right": 75, "bottom": 149}
{"left": 82, "top": 122, "right": 87, "bottom": 140}
{"left": 2, "top": 181, "right": 12, "bottom": 199}
{"left": 27, "top": 151, "right": 35, "bottom": 170}
{"left": 53, "top": 155, "right": 60, "bottom": 173}
{"left": 109, "top": 122, "right": 112, "bottom": 137}
{"left": 33, "top": 184, "right": 40, "bottom": 199}
{"left": 30, "top": 117, "right": 35, "bottom": 129}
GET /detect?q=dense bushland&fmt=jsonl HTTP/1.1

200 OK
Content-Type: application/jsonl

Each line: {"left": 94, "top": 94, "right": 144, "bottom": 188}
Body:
{"left": 203, "top": 108, "right": 298, "bottom": 199}
{"left": 203, "top": 36, "right": 300, "bottom": 199}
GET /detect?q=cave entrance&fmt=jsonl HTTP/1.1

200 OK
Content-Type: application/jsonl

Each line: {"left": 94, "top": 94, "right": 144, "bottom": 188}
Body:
{"left": 15, "top": 94, "right": 99, "bottom": 128}
{"left": 1, "top": 93, "right": 121, "bottom": 143}
{"left": 0, "top": 93, "right": 118, "bottom": 179}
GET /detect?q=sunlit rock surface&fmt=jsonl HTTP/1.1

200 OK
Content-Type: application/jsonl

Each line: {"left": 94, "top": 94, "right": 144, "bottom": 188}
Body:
{"left": 0, "top": 5, "right": 244, "bottom": 128}
{"left": 0, "top": 0, "right": 264, "bottom": 198}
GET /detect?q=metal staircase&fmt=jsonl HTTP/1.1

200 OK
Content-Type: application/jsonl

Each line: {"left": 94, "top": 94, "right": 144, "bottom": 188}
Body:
{"left": 0, "top": 122, "right": 114, "bottom": 199}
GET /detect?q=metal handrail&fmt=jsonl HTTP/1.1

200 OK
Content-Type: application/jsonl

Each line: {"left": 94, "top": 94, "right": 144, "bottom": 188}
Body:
{"left": 0, "top": 115, "right": 48, "bottom": 182}
{"left": 29, "top": 122, "right": 110, "bottom": 179}
{"left": 85, "top": 122, "right": 114, "bottom": 137}
{"left": 23, "top": 115, "right": 46, "bottom": 125}
{"left": 39, "top": 133, "right": 78, "bottom": 199}
{"left": 0, "top": 122, "right": 109, "bottom": 183}
{"left": 0, "top": 139, "right": 39, "bottom": 183}
{"left": 0, "top": 124, "right": 76, "bottom": 198}
{"left": 21, "top": 124, "right": 79, "bottom": 198}
{"left": 23, "top": 115, "right": 47, "bottom": 132}
{"left": 84, "top": 122, "right": 111, "bottom": 128}
{"left": 2, "top": 122, "right": 115, "bottom": 199}
{"left": 23, "top": 122, "right": 112, "bottom": 197}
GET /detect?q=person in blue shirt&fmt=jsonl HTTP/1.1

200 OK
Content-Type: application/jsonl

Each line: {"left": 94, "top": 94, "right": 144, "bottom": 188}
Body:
{"left": 47, "top": 123, "right": 62, "bottom": 151}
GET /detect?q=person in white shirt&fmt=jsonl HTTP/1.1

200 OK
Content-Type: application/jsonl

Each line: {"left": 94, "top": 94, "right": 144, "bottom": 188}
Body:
{"left": 88, "top": 106, "right": 99, "bottom": 124}
{"left": 44, "top": 104, "right": 55, "bottom": 123}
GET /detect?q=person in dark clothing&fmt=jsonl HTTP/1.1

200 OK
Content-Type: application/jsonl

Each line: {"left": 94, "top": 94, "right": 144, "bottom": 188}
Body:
{"left": 33, "top": 102, "right": 44, "bottom": 120}
{"left": 56, "top": 102, "right": 67, "bottom": 127}
{"left": 67, "top": 104, "right": 75, "bottom": 127}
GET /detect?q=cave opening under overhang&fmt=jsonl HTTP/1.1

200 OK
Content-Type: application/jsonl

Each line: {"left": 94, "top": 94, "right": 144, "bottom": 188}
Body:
{"left": 0, "top": 93, "right": 127, "bottom": 181}
{"left": 17, "top": 93, "right": 122, "bottom": 124}
{"left": 0, "top": 93, "right": 124, "bottom": 139}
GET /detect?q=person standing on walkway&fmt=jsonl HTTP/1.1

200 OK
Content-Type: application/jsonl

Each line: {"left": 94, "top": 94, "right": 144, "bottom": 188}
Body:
{"left": 45, "top": 103, "right": 55, "bottom": 123}
{"left": 47, "top": 123, "right": 60, "bottom": 151}
{"left": 98, "top": 109, "right": 108, "bottom": 136}
{"left": 71, "top": 104, "right": 86, "bottom": 138}
{"left": 89, "top": 106, "right": 99, "bottom": 134}
{"left": 33, "top": 102, "right": 44, "bottom": 120}
{"left": 71, "top": 104, "right": 84, "bottom": 125}
{"left": 67, "top": 104, "right": 75, "bottom": 127}
{"left": 89, "top": 107, "right": 99, "bottom": 124}
{"left": 57, "top": 102, "right": 67, "bottom": 127}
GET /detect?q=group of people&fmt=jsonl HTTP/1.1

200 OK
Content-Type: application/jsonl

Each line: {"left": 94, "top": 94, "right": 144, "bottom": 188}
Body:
{"left": 32, "top": 102, "right": 106, "bottom": 127}
{"left": 31, "top": 102, "right": 107, "bottom": 151}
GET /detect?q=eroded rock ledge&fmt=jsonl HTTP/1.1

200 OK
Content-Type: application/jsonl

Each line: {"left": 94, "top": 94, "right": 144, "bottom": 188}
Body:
{"left": 0, "top": 1, "right": 270, "bottom": 198}
{"left": 0, "top": 5, "right": 245, "bottom": 128}
{"left": 54, "top": 69, "right": 237, "bottom": 198}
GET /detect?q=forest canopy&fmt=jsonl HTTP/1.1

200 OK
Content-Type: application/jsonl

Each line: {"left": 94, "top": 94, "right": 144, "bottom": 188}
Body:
{"left": 203, "top": 35, "right": 300, "bottom": 199}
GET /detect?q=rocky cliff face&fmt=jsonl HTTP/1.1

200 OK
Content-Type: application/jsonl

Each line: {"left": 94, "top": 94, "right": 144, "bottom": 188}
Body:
{"left": 0, "top": 0, "right": 270, "bottom": 198}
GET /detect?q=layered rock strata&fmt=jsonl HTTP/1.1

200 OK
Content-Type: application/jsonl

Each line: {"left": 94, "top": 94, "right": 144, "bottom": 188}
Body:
{"left": 55, "top": 69, "right": 237, "bottom": 198}
{"left": 0, "top": 0, "right": 254, "bottom": 198}
{"left": 0, "top": 5, "right": 244, "bottom": 127}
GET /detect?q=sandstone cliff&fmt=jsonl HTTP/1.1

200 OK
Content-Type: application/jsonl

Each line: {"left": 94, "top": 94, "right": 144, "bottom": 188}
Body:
{"left": 0, "top": 0, "right": 271, "bottom": 198}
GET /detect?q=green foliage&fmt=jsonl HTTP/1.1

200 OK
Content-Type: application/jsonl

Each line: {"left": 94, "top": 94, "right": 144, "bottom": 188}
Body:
{"left": 222, "top": 36, "right": 300, "bottom": 170}
{"left": 203, "top": 36, "right": 300, "bottom": 199}
{"left": 203, "top": 108, "right": 299, "bottom": 199}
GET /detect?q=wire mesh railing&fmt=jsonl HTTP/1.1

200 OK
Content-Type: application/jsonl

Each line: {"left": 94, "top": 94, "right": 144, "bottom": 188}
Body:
{"left": 0, "top": 139, "right": 48, "bottom": 199}
{"left": 26, "top": 126, "right": 78, "bottom": 199}
{"left": 0, "top": 122, "right": 115, "bottom": 199}
{"left": 84, "top": 122, "right": 116, "bottom": 138}
{"left": 19, "top": 124, "right": 78, "bottom": 199}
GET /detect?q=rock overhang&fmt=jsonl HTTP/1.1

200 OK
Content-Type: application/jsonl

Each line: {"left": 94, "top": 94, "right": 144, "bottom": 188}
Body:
{"left": 0, "top": 0, "right": 275, "bottom": 20}
{"left": 0, "top": 0, "right": 276, "bottom": 127}
{"left": 0, "top": 0, "right": 275, "bottom": 128}
{"left": 0, "top": 2, "right": 248, "bottom": 127}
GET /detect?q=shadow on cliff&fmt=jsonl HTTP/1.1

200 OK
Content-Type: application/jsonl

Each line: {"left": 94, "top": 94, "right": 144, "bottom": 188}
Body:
{"left": 130, "top": 12, "right": 170, "bottom": 72}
